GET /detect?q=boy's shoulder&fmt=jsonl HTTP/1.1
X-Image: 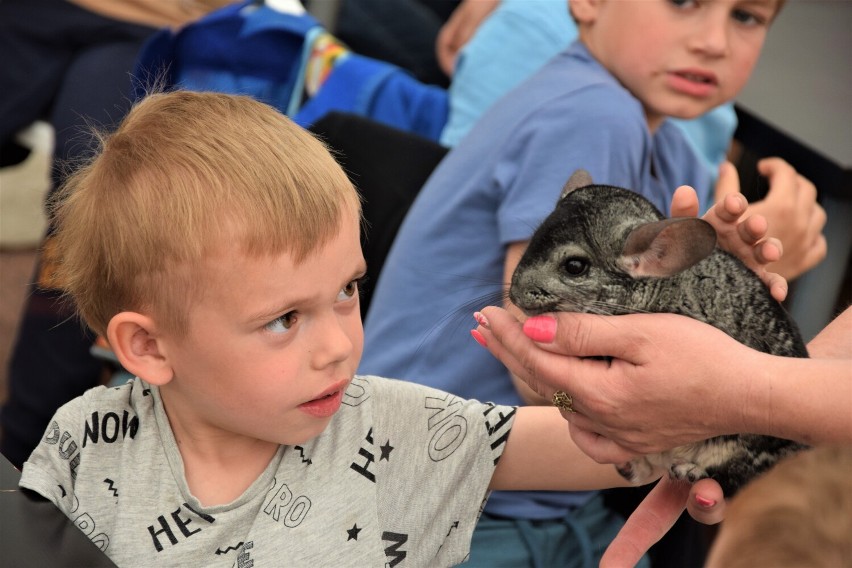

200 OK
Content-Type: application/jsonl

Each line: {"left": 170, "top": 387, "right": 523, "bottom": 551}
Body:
{"left": 475, "top": 41, "right": 647, "bottom": 150}
{"left": 52, "top": 378, "right": 154, "bottom": 428}
{"left": 524, "top": 41, "right": 642, "bottom": 116}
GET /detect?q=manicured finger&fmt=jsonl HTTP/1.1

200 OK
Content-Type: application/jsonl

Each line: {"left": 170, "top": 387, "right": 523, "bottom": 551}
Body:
{"left": 516, "top": 310, "right": 653, "bottom": 364}
{"left": 601, "top": 477, "right": 689, "bottom": 568}
{"left": 474, "top": 307, "right": 589, "bottom": 400}
{"left": 687, "top": 478, "right": 726, "bottom": 525}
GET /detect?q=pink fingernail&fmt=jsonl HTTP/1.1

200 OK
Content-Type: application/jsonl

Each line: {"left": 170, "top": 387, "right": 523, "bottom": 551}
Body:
{"left": 523, "top": 315, "right": 557, "bottom": 343}
{"left": 695, "top": 495, "right": 716, "bottom": 508}
{"left": 474, "top": 311, "right": 490, "bottom": 329}
{"left": 470, "top": 329, "right": 488, "bottom": 347}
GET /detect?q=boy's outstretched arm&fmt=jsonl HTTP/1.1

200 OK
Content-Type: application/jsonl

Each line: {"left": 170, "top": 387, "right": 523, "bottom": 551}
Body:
{"left": 488, "top": 405, "right": 637, "bottom": 492}
{"left": 488, "top": 403, "right": 720, "bottom": 568}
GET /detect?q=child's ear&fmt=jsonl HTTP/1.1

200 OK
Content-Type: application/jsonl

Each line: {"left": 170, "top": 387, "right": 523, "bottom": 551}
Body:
{"left": 106, "top": 312, "right": 174, "bottom": 386}
{"left": 570, "top": 0, "right": 600, "bottom": 24}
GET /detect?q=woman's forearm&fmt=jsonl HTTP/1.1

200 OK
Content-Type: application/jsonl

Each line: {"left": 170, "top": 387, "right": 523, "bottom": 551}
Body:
{"left": 742, "top": 353, "right": 852, "bottom": 445}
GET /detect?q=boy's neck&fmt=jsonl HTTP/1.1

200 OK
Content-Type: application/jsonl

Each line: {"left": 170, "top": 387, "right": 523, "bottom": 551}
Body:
{"left": 182, "top": 443, "right": 279, "bottom": 506}
{"left": 161, "top": 391, "right": 281, "bottom": 506}
{"left": 578, "top": 37, "right": 664, "bottom": 134}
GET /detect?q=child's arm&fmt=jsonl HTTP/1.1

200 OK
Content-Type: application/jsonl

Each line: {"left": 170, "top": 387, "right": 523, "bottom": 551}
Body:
{"left": 488, "top": 406, "right": 642, "bottom": 490}
{"left": 489, "top": 406, "right": 723, "bottom": 567}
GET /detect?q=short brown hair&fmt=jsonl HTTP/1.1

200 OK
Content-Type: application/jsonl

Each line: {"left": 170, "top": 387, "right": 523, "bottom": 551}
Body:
{"left": 51, "top": 90, "right": 360, "bottom": 337}
{"left": 707, "top": 445, "right": 852, "bottom": 567}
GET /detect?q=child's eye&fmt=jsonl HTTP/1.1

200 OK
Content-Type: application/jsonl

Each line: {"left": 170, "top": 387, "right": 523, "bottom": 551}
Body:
{"left": 668, "top": 0, "right": 698, "bottom": 9}
{"left": 265, "top": 311, "right": 298, "bottom": 334}
{"left": 337, "top": 278, "right": 363, "bottom": 302}
{"left": 731, "top": 8, "right": 767, "bottom": 26}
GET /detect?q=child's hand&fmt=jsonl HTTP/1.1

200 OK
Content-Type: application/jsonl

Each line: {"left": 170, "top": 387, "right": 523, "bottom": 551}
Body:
{"left": 716, "top": 157, "right": 827, "bottom": 281}
{"left": 435, "top": 0, "right": 500, "bottom": 75}
{"left": 670, "top": 173, "right": 787, "bottom": 301}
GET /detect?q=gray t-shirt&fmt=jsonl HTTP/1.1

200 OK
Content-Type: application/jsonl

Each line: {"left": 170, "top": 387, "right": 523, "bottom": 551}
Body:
{"left": 20, "top": 376, "right": 516, "bottom": 567}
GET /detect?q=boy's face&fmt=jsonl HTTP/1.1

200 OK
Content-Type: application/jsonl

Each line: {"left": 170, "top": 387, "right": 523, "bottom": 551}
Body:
{"left": 574, "top": 0, "right": 778, "bottom": 130}
{"left": 158, "top": 210, "right": 366, "bottom": 448}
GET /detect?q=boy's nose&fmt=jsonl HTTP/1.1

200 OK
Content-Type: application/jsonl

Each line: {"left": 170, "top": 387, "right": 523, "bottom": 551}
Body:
{"left": 311, "top": 314, "right": 355, "bottom": 369}
{"left": 689, "top": 16, "right": 730, "bottom": 57}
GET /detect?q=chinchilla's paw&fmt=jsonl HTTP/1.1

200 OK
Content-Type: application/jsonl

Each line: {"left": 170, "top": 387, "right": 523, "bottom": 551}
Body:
{"left": 670, "top": 461, "right": 708, "bottom": 483}
{"left": 616, "top": 457, "right": 657, "bottom": 485}
{"left": 616, "top": 461, "right": 634, "bottom": 481}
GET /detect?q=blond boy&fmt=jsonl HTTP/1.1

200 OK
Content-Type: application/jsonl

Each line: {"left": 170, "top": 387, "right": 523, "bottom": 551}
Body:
{"left": 19, "top": 90, "right": 645, "bottom": 567}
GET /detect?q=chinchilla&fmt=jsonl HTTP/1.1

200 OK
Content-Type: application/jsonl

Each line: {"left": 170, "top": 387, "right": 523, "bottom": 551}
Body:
{"left": 509, "top": 170, "right": 808, "bottom": 496}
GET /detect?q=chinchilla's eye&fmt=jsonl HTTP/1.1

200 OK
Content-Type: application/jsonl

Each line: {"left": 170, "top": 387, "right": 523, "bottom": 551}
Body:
{"left": 563, "top": 257, "right": 589, "bottom": 276}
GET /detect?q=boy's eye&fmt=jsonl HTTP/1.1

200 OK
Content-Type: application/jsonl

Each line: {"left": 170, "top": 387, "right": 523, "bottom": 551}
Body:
{"left": 731, "top": 8, "right": 767, "bottom": 26}
{"left": 265, "top": 311, "right": 298, "bottom": 334}
{"left": 337, "top": 278, "right": 362, "bottom": 302}
{"left": 669, "top": 0, "right": 698, "bottom": 9}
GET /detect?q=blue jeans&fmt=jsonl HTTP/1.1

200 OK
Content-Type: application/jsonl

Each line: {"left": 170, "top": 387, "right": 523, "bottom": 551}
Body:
{"left": 466, "top": 494, "right": 650, "bottom": 568}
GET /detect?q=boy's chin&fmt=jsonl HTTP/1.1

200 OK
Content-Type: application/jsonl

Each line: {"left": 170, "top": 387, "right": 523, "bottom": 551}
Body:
{"left": 283, "top": 417, "right": 336, "bottom": 446}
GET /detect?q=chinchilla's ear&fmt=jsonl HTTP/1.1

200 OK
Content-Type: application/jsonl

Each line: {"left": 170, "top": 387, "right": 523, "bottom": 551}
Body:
{"left": 559, "top": 169, "right": 594, "bottom": 201}
{"left": 618, "top": 218, "right": 717, "bottom": 278}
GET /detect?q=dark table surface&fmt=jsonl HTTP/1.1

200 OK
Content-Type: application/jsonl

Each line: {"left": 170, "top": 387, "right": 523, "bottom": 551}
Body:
{"left": 0, "top": 454, "right": 117, "bottom": 567}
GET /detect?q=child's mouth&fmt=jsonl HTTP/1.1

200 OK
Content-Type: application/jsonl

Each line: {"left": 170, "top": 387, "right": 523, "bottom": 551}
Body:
{"left": 298, "top": 384, "right": 347, "bottom": 418}
{"left": 676, "top": 72, "right": 714, "bottom": 84}
{"left": 667, "top": 70, "right": 718, "bottom": 97}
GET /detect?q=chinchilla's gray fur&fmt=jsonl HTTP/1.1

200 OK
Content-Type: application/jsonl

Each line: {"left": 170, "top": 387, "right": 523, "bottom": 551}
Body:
{"left": 509, "top": 171, "right": 808, "bottom": 496}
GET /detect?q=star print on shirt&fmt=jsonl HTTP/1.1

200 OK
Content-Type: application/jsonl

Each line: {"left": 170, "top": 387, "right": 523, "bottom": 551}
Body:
{"left": 380, "top": 440, "right": 394, "bottom": 461}
{"left": 347, "top": 524, "right": 362, "bottom": 541}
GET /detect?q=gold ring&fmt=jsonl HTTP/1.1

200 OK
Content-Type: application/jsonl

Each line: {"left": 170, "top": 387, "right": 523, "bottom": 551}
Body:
{"left": 552, "top": 390, "right": 575, "bottom": 413}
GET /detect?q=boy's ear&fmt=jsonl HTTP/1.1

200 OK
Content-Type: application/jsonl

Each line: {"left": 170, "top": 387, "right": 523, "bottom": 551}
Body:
{"left": 570, "top": 0, "right": 600, "bottom": 24}
{"left": 106, "top": 312, "right": 174, "bottom": 386}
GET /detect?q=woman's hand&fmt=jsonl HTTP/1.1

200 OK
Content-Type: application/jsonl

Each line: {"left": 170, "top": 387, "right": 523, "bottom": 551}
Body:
{"left": 600, "top": 477, "right": 725, "bottom": 567}
{"left": 473, "top": 307, "right": 757, "bottom": 461}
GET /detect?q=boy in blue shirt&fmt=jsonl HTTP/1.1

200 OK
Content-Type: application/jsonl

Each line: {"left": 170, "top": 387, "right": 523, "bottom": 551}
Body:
{"left": 360, "top": 0, "right": 814, "bottom": 566}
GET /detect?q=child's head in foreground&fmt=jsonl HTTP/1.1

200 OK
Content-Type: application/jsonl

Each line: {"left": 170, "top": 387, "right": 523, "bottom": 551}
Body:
{"left": 569, "top": 0, "right": 783, "bottom": 130}
{"left": 706, "top": 445, "right": 852, "bottom": 568}
{"left": 52, "top": 90, "right": 365, "bottom": 447}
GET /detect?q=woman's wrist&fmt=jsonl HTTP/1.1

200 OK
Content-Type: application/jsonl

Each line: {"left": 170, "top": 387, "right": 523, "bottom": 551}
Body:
{"left": 739, "top": 354, "right": 851, "bottom": 445}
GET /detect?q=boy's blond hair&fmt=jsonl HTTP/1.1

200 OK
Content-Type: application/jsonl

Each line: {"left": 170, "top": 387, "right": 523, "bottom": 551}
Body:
{"left": 51, "top": 90, "right": 360, "bottom": 337}
{"left": 707, "top": 445, "right": 852, "bottom": 567}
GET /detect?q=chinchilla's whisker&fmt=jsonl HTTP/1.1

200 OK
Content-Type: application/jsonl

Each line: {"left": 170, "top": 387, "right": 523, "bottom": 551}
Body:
{"left": 406, "top": 288, "right": 507, "bottom": 373}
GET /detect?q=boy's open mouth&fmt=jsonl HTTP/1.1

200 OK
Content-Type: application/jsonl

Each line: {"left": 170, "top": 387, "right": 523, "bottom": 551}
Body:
{"left": 299, "top": 389, "right": 343, "bottom": 417}
{"left": 666, "top": 70, "right": 718, "bottom": 98}
{"left": 673, "top": 70, "right": 716, "bottom": 85}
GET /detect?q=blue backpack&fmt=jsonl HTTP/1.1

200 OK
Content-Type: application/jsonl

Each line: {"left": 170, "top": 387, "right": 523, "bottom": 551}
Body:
{"left": 133, "top": 0, "right": 448, "bottom": 141}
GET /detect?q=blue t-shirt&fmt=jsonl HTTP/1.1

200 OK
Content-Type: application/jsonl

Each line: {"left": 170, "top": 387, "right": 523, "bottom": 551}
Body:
{"left": 440, "top": 0, "right": 736, "bottom": 185}
{"left": 360, "top": 41, "right": 713, "bottom": 519}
